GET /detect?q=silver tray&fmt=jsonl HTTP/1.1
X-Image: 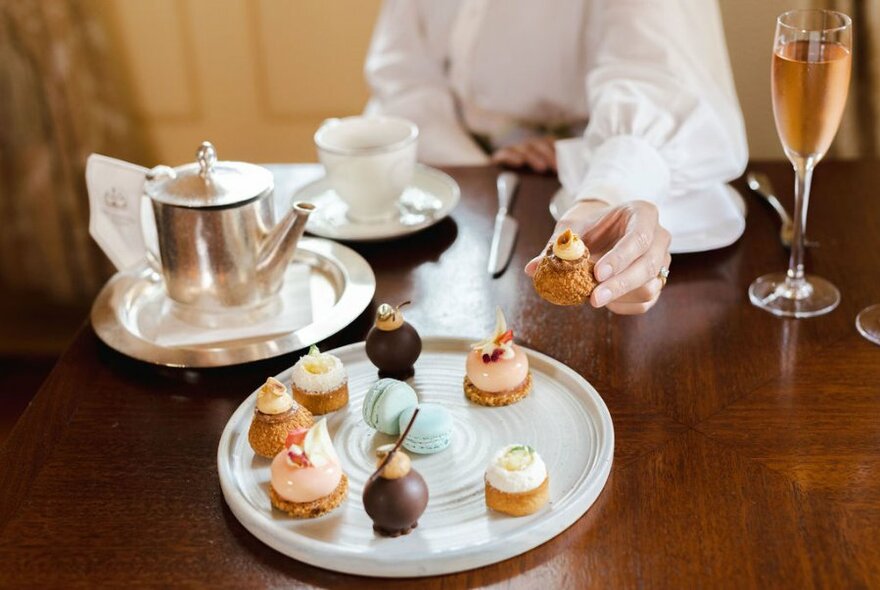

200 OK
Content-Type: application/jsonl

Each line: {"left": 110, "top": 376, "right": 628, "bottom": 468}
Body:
{"left": 91, "top": 238, "right": 375, "bottom": 368}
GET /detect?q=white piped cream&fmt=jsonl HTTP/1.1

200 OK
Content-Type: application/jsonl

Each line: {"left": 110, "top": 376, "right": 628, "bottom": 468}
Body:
{"left": 256, "top": 377, "right": 294, "bottom": 415}
{"left": 552, "top": 229, "right": 586, "bottom": 261}
{"left": 486, "top": 444, "right": 547, "bottom": 494}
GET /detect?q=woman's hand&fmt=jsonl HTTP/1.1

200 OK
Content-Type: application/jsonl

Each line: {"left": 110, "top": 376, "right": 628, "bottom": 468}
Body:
{"left": 525, "top": 200, "right": 671, "bottom": 315}
{"left": 491, "top": 136, "right": 557, "bottom": 173}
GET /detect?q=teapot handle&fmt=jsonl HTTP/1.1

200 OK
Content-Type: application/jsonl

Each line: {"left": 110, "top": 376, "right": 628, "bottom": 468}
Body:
{"left": 142, "top": 166, "right": 178, "bottom": 278}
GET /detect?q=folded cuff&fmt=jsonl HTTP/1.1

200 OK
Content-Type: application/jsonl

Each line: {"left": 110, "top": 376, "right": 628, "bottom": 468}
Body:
{"left": 572, "top": 135, "right": 671, "bottom": 208}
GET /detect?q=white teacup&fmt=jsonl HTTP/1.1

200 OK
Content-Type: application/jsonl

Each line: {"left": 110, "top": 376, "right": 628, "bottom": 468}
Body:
{"left": 315, "top": 116, "right": 418, "bottom": 223}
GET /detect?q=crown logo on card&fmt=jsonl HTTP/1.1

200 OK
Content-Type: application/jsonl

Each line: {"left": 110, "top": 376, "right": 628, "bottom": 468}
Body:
{"left": 103, "top": 187, "right": 127, "bottom": 209}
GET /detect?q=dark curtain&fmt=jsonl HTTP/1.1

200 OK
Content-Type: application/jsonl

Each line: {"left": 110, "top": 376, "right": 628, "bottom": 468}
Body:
{"left": 0, "top": 0, "right": 151, "bottom": 303}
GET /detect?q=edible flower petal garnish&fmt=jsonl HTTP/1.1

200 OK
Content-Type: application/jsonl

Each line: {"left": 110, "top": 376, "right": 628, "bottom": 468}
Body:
{"left": 472, "top": 308, "right": 516, "bottom": 363}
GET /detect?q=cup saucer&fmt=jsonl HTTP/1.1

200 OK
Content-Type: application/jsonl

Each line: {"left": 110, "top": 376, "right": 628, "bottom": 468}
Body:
{"left": 291, "top": 165, "right": 460, "bottom": 242}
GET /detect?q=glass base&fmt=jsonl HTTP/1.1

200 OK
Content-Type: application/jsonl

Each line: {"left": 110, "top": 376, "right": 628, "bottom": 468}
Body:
{"left": 856, "top": 304, "right": 880, "bottom": 345}
{"left": 749, "top": 272, "right": 840, "bottom": 318}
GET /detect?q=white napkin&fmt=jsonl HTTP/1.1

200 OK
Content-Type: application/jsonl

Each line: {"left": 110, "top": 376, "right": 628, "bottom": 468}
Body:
{"left": 86, "top": 154, "right": 151, "bottom": 271}
{"left": 152, "top": 262, "right": 313, "bottom": 348}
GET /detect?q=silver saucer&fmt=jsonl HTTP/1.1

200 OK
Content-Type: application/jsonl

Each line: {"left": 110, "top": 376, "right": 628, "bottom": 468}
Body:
{"left": 91, "top": 238, "right": 375, "bottom": 368}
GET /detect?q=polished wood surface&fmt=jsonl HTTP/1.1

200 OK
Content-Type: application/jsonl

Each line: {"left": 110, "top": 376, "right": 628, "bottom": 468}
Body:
{"left": 1, "top": 162, "right": 878, "bottom": 588}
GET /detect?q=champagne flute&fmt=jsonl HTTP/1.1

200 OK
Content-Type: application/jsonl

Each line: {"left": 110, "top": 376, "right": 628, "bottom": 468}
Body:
{"left": 749, "top": 9, "right": 852, "bottom": 318}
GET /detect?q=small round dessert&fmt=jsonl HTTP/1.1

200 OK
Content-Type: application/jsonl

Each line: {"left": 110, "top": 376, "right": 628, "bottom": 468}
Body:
{"left": 291, "top": 345, "right": 348, "bottom": 415}
{"left": 365, "top": 301, "right": 422, "bottom": 380}
{"left": 363, "top": 410, "right": 429, "bottom": 537}
{"left": 269, "top": 418, "right": 348, "bottom": 518}
{"left": 463, "top": 308, "right": 532, "bottom": 407}
{"left": 248, "top": 377, "right": 314, "bottom": 458}
{"left": 533, "top": 229, "right": 597, "bottom": 306}
{"left": 363, "top": 378, "right": 418, "bottom": 436}
{"left": 485, "top": 444, "right": 549, "bottom": 517}
{"left": 398, "top": 404, "right": 452, "bottom": 454}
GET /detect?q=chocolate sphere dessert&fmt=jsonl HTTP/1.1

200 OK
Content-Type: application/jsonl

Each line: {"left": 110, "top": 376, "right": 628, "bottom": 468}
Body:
{"left": 362, "top": 409, "right": 429, "bottom": 537}
{"left": 365, "top": 302, "right": 422, "bottom": 380}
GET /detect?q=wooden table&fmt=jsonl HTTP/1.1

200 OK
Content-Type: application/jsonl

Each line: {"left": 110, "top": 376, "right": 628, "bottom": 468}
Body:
{"left": 1, "top": 163, "right": 878, "bottom": 588}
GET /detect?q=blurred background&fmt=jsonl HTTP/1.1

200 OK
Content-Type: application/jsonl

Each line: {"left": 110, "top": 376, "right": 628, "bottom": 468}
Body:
{"left": 0, "top": 0, "right": 872, "bottom": 437}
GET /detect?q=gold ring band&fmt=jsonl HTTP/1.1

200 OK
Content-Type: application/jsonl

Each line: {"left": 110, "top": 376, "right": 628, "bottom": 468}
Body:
{"left": 658, "top": 266, "right": 670, "bottom": 287}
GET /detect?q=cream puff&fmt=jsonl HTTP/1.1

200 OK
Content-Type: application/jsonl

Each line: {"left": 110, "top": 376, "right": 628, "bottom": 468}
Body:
{"left": 485, "top": 444, "right": 549, "bottom": 516}
{"left": 533, "top": 229, "right": 596, "bottom": 306}
{"left": 269, "top": 418, "right": 348, "bottom": 518}
{"left": 464, "top": 308, "right": 532, "bottom": 407}
{"left": 248, "top": 377, "right": 314, "bottom": 458}
{"left": 291, "top": 345, "right": 349, "bottom": 415}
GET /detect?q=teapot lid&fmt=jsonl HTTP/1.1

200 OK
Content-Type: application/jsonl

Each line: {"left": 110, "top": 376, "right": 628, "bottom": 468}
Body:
{"left": 145, "top": 141, "right": 273, "bottom": 208}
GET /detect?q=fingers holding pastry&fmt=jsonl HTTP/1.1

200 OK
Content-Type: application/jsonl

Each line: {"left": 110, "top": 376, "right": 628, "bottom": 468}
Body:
{"left": 591, "top": 236, "right": 671, "bottom": 309}
{"left": 528, "top": 199, "right": 670, "bottom": 315}
{"left": 524, "top": 200, "right": 611, "bottom": 277}
{"left": 592, "top": 201, "right": 660, "bottom": 282}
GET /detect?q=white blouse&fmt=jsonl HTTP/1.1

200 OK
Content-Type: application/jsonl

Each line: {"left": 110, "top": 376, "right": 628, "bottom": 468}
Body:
{"left": 364, "top": 0, "right": 748, "bottom": 218}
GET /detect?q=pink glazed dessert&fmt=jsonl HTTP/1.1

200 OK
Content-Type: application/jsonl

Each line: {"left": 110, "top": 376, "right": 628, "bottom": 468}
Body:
{"left": 463, "top": 308, "right": 532, "bottom": 407}
{"left": 268, "top": 418, "right": 348, "bottom": 518}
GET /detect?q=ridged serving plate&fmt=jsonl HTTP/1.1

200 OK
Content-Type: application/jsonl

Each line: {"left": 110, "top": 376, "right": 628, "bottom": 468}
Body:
{"left": 217, "top": 336, "right": 613, "bottom": 578}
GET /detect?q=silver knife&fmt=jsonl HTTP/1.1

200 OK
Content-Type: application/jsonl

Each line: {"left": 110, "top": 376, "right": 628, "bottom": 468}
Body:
{"left": 488, "top": 172, "right": 520, "bottom": 276}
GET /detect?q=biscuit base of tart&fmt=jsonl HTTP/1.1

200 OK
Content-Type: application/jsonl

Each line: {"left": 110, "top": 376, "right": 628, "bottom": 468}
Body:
{"left": 485, "top": 476, "right": 549, "bottom": 516}
{"left": 463, "top": 372, "right": 532, "bottom": 407}
{"left": 292, "top": 381, "right": 349, "bottom": 415}
{"left": 532, "top": 246, "right": 597, "bottom": 306}
{"left": 248, "top": 406, "right": 314, "bottom": 459}
{"left": 269, "top": 474, "right": 348, "bottom": 518}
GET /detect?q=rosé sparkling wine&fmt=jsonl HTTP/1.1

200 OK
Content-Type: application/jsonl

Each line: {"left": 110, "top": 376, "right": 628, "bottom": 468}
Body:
{"left": 749, "top": 9, "right": 851, "bottom": 319}
{"left": 772, "top": 40, "right": 851, "bottom": 160}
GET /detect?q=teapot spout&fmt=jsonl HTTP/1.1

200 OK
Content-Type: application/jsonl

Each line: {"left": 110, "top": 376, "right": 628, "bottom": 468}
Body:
{"left": 257, "top": 201, "right": 315, "bottom": 295}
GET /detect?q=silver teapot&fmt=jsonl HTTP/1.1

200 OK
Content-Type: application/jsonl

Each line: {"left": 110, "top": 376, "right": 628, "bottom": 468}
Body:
{"left": 144, "top": 141, "right": 314, "bottom": 314}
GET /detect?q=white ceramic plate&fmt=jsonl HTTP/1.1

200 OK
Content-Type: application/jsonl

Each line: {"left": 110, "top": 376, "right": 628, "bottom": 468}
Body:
{"left": 290, "top": 165, "right": 461, "bottom": 242}
{"left": 218, "top": 337, "right": 614, "bottom": 578}
{"left": 549, "top": 184, "right": 747, "bottom": 254}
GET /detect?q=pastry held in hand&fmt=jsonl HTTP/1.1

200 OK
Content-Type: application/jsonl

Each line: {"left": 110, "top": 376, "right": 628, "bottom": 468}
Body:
{"left": 248, "top": 377, "right": 314, "bottom": 458}
{"left": 464, "top": 308, "right": 532, "bottom": 407}
{"left": 362, "top": 409, "right": 429, "bottom": 537}
{"left": 485, "top": 444, "right": 549, "bottom": 517}
{"left": 365, "top": 301, "right": 422, "bottom": 379}
{"left": 291, "top": 345, "right": 349, "bottom": 415}
{"left": 269, "top": 418, "right": 348, "bottom": 518}
{"left": 533, "top": 229, "right": 597, "bottom": 306}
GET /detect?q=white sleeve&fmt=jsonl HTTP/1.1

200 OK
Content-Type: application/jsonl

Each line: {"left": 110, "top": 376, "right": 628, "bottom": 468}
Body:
{"left": 556, "top": 0, "right": 748, "bottom": 207}
{"left": 364, "top": 0, "right": 490, "bottom": 166}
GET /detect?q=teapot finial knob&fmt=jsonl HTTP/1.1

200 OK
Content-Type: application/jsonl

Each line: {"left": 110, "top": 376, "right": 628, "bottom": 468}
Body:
{"left": 197, "top": 141, "right": 217, "bottom": 178}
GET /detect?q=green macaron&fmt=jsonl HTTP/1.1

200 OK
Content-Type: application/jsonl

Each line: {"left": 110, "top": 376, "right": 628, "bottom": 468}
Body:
{"left": 398, "top": 403, "right": 453, "bottom": 454}
{"left": 362, "top": 378, "right": 418, "bottom": 435}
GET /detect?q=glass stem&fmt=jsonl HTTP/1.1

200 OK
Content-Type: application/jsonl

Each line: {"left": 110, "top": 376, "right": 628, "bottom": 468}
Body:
{"left": 786, "top": 158, "right": 815, "bottom": 288}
